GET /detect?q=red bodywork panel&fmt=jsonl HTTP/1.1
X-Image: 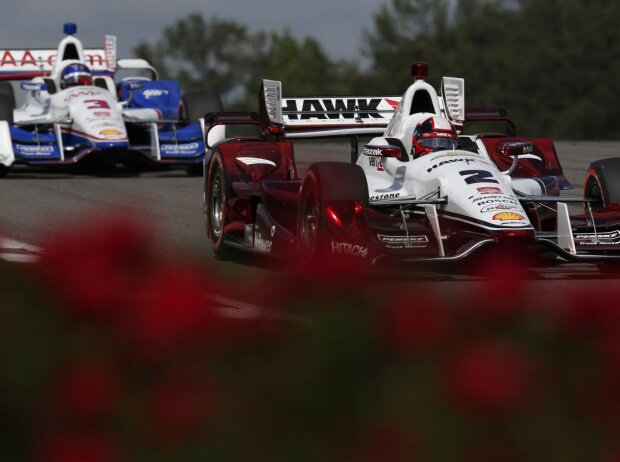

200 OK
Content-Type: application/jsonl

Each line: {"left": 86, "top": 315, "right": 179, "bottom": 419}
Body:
{"left": 479, "top": 137, "right": 565, "bottom": 180}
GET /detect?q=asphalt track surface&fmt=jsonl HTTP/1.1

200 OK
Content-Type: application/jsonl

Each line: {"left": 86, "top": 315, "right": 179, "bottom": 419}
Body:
{"left": 1, "top": 141, "right": 620, "bottom": 300}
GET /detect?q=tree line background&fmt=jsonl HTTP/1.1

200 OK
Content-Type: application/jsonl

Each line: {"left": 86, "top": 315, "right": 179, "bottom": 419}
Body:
{"left": 134, "top": 0, "right": 620, "bottom": 139}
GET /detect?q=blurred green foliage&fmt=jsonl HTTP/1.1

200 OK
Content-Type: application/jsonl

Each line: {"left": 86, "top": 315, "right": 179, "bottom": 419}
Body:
{"left": 134, "top": 0, "right": 620, "bottom": 139}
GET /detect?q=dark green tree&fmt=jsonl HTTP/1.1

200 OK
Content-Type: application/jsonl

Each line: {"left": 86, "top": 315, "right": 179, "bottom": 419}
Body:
{"left": 133, "top": 14, "right": 265, "bottom": 102}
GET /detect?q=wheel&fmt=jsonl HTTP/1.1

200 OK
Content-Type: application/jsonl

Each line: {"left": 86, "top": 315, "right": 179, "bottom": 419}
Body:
{"left": 0, "top": 94, "right": 14, "bottom": 124}
{"left": 0, "top": 82, "right": 15, "bottom": 110}
{"left": 180, "top": 91, "right": 223, "bottom": 124}
{"left": 584, "top": 158, "right": 620, "bottom": 210}
{"left": 205, "top": 153, "right": 233, "bottom": 259}
{"left": 296, "top": 162, "right": 369, "bottom": 264}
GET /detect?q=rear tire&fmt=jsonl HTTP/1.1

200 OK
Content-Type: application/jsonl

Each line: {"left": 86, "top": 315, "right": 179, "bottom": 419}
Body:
{"left": 0, "top": 82, "right": 15, "bottom": 111}
{"left": 584, "top": 158, "right": 620, "bottom": 210}
{"left": 296, "top": 162, "right": 369, "bottom": 264}
{"left": 0, "top": 94, "right": 14, "bottom": 124}
{"left": 205, "top": 153, "right": 233, "bottom": 259}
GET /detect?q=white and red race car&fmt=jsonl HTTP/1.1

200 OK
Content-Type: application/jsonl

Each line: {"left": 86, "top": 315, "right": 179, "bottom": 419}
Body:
{"left": 0, "top": 23, "right": 221, "bottom": 175}
{"left": 201, "top": 63, "right": 620, "bottom": 266}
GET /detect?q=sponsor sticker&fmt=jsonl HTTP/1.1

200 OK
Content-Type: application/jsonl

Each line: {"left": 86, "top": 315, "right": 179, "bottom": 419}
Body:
{"left": 480, "top": 205, "right": 516, "bottom": 213}
{"left": 368, "top": 156, "right": 383, "bottom": 171}
{"left": 330, "top": 241, "right": 368, "bottom": 258}
{"left": 477, "top": 187, "right": 502, "bottom": 194}
{"left": 99, "top": 129, "right": 122, "bottom": 136}
{"left": 377, "top": 234, "right": 429, "bottom": 249}
{"left": 254, "top": 231, "right": 272, "bottom": 253}
{"left": 160, "top": 143, "right": 201, "bottom": 155}
{"left": 492, "top": 212, "right": 524, "bottom": 221}
{"left": 370, "top": 192, "right": 400, "bottom": 201}
{"left": 16, "top": 144, "right": 55, "bottom": 155}
{"left": 574, "top": 230, "right": 620, "bottom": 245}
{"left": 363, "top": 147, "right": 382, "bottom": 156}
{"left": 143, "top": 89, "right": 170, "bottom": 99}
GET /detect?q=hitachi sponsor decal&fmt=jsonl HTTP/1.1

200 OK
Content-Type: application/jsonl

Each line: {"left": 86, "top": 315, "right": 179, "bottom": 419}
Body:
{"left": 574, "top": 230, "right": 620, "bottom": 245}
{"left": 330, "top": 241, "right": 368, "bottom": 258}
{"left": 378, "top": 234, "right": 429, "bottom": 249}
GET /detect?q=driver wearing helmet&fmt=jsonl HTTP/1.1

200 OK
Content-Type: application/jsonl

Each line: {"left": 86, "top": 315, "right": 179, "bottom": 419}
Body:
{"left": 412, "top": 116, "right": 458, "bottom": 158}
{"left": 59, "top": 62, "right": 93, "bottom": 89}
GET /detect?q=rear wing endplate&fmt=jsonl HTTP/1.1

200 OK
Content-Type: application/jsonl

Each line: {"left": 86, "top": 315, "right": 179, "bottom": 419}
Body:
{"left": 260, "top": 79, "right": 401, "bottom": 138}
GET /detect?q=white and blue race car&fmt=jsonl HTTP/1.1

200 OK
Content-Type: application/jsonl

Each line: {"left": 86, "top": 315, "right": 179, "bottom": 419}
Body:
{"left": 0, "top": 23, "right": 222, "bottom": 175}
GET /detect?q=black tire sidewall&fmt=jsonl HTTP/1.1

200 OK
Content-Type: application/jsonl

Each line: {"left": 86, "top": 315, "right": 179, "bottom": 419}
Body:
{"left": 205, "top": 153, "right": 228, "bottom": 254}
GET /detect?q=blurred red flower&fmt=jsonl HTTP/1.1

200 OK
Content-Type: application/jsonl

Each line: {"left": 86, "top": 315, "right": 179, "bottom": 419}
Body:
{"left": 37, "top": 212, "right": 152, "bottom": 318}
{"left": 382, "top": 291, "right": 452, "bottom": 352}
{"left": 47, "top": 361, "right": 122, "bottom": 420}
{"left": 445, "top": 340, "right": 535, "bottom": 415}
{"left": 124, "top": 263, "right": 222, "bottom": 358}
{"left": 32, "top": 431, "right": 122, "bottom": 462}
{"left": 560, "top": 291, "right": 620, "bottom": 339}
{"left": 146, "top": 371, "right": 218, "bottom": 444}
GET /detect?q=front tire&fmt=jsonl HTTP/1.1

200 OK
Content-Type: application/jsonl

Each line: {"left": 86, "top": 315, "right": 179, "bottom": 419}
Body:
{"left": 205, "top": 153, "right": 232, "bottom": 259}
{"left": 296, "top": 162, "right": 369, "bottom": 264}
{"left": 584, "top": 158, "right": 620, "bottom": 210}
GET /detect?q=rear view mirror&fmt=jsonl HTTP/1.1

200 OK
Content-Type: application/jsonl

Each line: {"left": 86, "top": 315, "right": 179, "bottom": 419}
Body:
{"left": 501, "top": 141, "right": 534, "bottom": 158}
{"left": 206, "top": 124, "right": 226, "bottom": 148}
{"left": 20, "top": 81, "right": 47, "bottom": 92}
{"left": 362, "top": 145, "right": 402, "bottom": 159}
{"left": 498, "top": 141, "right": 536, "bottom": 175}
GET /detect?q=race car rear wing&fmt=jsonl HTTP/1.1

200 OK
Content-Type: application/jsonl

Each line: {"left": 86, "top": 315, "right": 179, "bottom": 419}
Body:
{"left": 259, "top": 79, "right": 401, "bottom": 138}
{"left": 0, "top": 35, "right": 117, "bottom": 80}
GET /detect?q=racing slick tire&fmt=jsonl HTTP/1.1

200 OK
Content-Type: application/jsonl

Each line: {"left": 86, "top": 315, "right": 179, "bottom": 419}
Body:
{"left": 0, "top": 82, "right": 15, "bottom": 111}
{"left": 181, "top": 91, "right": 223, "bottom": 176}
{"left": 0, "top": 94, "right": 14, "bottom": 125}
{"left": 205, "top": 152, "right": 234, "bottom": 259}
{"left": 296, "top": 162, "right": 369, "bottom": 265}
{"left": 584, "top": 158, "right": 620, "bottom": 210}
{"left": 584, "top": 158, "right": 620, "bottom": 273}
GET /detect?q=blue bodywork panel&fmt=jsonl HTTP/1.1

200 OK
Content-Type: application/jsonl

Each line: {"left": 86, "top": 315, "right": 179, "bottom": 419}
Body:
{"left": 120, "top": 80, "right": 181, "bottom": 120}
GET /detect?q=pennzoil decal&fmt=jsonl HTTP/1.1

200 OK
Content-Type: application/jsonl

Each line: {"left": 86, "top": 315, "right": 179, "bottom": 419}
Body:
{"left": 493, "top": 212, "right": 524, "bottom": 221}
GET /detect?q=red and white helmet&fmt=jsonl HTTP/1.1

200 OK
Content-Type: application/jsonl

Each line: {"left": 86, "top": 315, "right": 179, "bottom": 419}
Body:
{"left": 412, "top": 116, "right": 458, "bottom": 157}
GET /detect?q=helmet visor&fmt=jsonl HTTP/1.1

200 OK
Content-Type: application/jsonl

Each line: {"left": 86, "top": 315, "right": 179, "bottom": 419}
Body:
{"left": 418, "top": 137, "right": 457, "bottom": 151}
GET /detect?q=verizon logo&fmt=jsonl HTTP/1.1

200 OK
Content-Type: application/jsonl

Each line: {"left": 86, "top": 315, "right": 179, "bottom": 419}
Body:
{"left": 283, "top": 98, "right": 383, "bottom": 120}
